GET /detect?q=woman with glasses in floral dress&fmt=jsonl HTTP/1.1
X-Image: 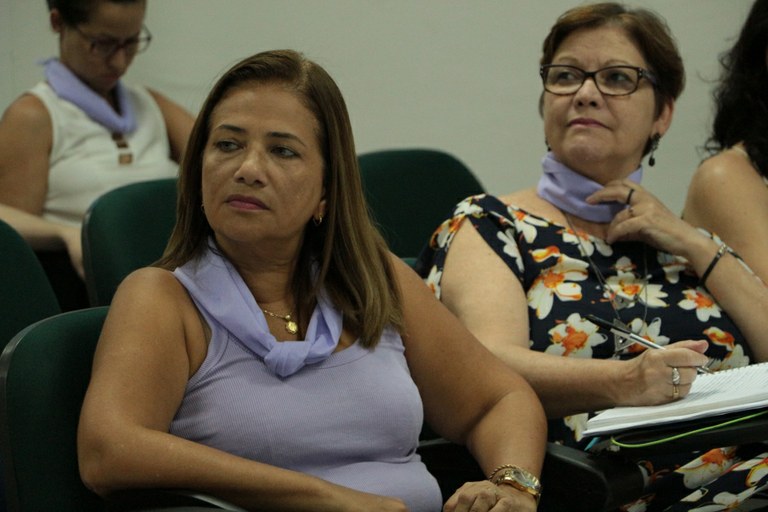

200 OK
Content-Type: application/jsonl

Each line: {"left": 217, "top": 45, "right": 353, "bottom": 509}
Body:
{"left": 418, "top": 3, "right": 768, "bottom": 510}
{"left": 0, "top": 0, "right": 193, "bottom": 306}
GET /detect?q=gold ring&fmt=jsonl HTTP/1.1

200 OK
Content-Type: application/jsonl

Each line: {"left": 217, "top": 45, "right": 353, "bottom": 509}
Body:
{"left": 673, "top": 383, "right": 680, "bottom": 399}
{"left": 626, "top": 188, "right": 636, "bottom": 205}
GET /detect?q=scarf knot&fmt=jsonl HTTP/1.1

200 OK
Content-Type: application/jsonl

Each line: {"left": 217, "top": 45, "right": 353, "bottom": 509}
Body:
{"left": 42, "top": 57, "right": 136, "bottom": 134}
{"left": 173, "top": 243, "right": 342, "bottom": 377}
{"left": 536, "top": 152, "right": 642, "bottom": 223}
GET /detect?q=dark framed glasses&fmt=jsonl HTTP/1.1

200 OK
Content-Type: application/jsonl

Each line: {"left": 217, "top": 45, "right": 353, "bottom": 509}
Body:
{"left": 72, "top": 24, "right": 152, "bottom": 58}
{"left": 540, "top": 64, "right": 657, "bottom": 96}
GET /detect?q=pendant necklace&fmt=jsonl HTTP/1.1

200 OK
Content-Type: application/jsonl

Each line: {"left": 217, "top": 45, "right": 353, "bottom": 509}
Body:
{"left": 564, "top": 213, "right": 649, "bottom": 354}
{"left": 262, "top": 308, "right": 299, "bottom": 335}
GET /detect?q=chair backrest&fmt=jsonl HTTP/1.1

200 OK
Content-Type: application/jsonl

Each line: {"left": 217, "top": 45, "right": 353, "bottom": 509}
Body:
{"left": 0, "top": 219, "right": 61, "bottom": 349}
{"left": 0, "top": 307, "right": 108, "bottom": 512}
{"left": 82, "top": 178, "right": 178, "bottom": 306}
{"left": 358, "top": 148, "right": 484, "bottom": 259}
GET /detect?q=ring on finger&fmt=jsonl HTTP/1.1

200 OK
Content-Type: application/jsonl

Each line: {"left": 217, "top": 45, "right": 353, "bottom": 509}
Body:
{"left": 671, "top": 367, "right": 681, "bottom": 386}
{"left": 626, "top": 187, "right": 636, "bottom": 205}
{"left": 673, "top": 383, "right": 680, "bottom": 399}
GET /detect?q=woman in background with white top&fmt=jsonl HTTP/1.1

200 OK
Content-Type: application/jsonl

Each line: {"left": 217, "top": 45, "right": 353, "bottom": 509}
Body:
{"left": 0, "top": 0, "right": 193, "bottom": 307}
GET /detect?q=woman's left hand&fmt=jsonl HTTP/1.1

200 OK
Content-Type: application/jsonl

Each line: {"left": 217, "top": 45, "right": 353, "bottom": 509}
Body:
{"left": 443, "top": 480, "right": 537, "bottom": 512}
{"left": 588, "top": 179, "right": 702, "bottom": 258}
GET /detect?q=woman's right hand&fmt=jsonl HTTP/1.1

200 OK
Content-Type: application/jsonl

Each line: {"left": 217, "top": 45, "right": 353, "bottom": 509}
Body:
{"left": 444, "top": 480, "right": 537, "bottom": 512}
{"left": 619, "top": 339, "right": 710, "bottom": 407}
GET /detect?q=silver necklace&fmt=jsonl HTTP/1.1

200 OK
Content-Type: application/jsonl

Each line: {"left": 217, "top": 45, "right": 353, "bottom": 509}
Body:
{"left": 564, "top": 213, "right": 649, "bottom": 354}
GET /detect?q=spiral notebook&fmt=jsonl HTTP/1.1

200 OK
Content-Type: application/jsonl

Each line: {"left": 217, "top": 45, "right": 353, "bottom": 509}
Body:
{"left": 583, "top": 362, "right": 768, "bottom": 437}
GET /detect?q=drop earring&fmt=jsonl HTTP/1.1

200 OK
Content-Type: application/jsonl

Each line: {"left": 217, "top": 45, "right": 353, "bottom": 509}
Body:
{"left": 648, "top": 134, "right": 661, "bottom": 167}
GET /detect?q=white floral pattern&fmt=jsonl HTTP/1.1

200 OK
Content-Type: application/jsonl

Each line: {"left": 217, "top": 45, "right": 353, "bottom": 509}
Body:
{"left": 418, "top": 193, "right": 765, "bottom": 510}
{"left": 679, "top": 289, "right": 723, "bottom": 322}
{"left": 528, "top": 252, "right": 588, "bottom": 319}
{"left": 546, "top": 312, "right": 607, "bottom": 357}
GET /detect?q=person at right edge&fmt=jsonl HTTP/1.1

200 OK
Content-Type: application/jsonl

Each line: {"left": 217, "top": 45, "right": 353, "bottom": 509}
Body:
{"left": 683, "top": 0, "right": 768, "bottom": 287}
{"left": 417, "top": 3, "right": 768, "bottom": 511}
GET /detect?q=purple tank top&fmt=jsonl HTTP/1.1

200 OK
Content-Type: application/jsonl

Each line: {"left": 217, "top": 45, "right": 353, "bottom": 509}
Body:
{"left": 169, "top": 254, "right": 442, "bottom": 511}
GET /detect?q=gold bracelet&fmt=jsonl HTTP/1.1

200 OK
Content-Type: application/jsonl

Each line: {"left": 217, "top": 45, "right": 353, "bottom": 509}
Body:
{"left": 487, "top": 463, "right": 518, "bottom": 481}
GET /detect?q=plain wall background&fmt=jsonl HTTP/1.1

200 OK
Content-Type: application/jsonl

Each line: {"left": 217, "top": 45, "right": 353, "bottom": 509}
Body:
{"left": 0, "top": 0, "right": 752, "bottom": 214}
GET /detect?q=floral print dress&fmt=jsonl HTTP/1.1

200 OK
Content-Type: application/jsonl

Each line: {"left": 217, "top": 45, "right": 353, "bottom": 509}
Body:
{"left": 417, "top": 193, "right": 768, "bottom": 511}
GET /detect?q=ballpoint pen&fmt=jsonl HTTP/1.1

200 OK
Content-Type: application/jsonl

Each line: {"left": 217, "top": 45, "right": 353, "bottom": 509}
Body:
{"left": 586, "top": 314, "right": 713, "bottom": 374}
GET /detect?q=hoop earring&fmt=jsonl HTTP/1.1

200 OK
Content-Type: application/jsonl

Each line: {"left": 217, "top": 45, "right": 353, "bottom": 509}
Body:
{"left": 313, "top": 214, "right": 324, "bottom": 226}
{"left": 648, "top": 134, "right": 661, "bottom": 167}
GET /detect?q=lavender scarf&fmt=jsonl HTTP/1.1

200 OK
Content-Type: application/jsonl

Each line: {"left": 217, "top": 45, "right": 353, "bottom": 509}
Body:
{"left": 173, "top": 243, "right": 342, "bottom": 378}
{"left": 43, "top": 57, "right": 136, "bottom": 134}
{"left": 536, "top": 152, "right": 643, "bottom": 223}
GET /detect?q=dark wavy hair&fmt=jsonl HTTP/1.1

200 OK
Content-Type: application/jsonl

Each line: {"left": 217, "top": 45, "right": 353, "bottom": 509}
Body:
{"left": 706, "top": 0, "right": 768, "bottom": 177}
{"left": 46, "top": 0, "right": 143, "bottom": 25}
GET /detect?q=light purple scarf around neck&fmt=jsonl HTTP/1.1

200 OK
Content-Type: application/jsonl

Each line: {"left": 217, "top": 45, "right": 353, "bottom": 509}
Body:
{"left": 42, "top": 57, "right": 136, "bottom": 134}
{"left": 173, "top": 243, "right": 342, "bottom": 378}
{"left": 537, "top": 152, "right": 643, "bottom": 223}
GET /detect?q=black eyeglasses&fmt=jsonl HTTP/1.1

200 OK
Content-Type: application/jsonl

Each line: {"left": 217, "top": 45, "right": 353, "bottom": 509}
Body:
{"left": 71, "top": 24, "right": 152, "bottom": 58}
{"left": 540, "top": 64, "right": 657, "bottom": 96}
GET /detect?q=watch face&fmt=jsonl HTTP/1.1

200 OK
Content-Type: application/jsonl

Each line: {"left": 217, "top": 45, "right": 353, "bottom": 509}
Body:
{"left": 509, "top": 468, "right": 541, "bottom": 491}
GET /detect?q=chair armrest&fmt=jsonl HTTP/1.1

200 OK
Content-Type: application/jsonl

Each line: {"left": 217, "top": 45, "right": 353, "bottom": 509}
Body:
{"left": 104, "top": 443, "right": 646, "bottom": 512}
{"left": 105, "top": 489, "right": 247, "bottom": 511}
{"left": 539, "top": 442, "right": 644, "bottom": 512}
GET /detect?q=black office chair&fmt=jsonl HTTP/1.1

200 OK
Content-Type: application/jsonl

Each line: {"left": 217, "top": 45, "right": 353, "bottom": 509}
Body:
{"left": 0, "top": 219, "right": 63, "bottom": 511}
{"left": 0, "top": 219, "right": 61, "bottom": 349}
{"left": 82, "top": 178, "right": 178, "bottom": 307}
{"left": 358, "top": 148, "right": 484, "bottom": 260}
{"left": 0, "top": 307, "right": 245, "bottom": 512}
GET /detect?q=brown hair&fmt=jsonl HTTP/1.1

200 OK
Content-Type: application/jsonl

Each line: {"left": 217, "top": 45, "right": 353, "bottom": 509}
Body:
{"left": 156, "top": 49, "right": 403, "bottom": 347}
{"left": 541, "top": 2, "right": 685, "bottom": 123}
{"left": 47, "top": 0, "right": 144, "bottom": 25}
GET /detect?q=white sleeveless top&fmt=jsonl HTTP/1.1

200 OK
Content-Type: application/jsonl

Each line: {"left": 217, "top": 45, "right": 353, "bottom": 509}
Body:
{"left": 29, "top": 81, "right": 179, "bottom": 226}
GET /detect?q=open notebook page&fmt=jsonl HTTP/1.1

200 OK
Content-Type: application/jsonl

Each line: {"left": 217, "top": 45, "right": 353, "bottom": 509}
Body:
{"left": 583, "top": 362, "right": 768, "bottom": 437}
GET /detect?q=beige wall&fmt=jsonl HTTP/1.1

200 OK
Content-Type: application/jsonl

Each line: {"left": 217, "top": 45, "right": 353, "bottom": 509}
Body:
{"left": 0, "top": 0, "right": 752, "bottom": 213}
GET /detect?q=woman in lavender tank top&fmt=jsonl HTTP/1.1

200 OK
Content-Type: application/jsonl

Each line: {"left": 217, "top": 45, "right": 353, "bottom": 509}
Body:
{"left": 78, "top": 50, "right": 547, "bottom": 511}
